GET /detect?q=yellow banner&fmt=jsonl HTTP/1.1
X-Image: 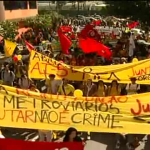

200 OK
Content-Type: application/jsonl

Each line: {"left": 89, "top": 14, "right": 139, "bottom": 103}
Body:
{"left": 28, "top": 51, "right": 150, "bottom": 84}
{"left": 1, "top": 85, "right": 150, "bottom": 134}
{"left": 4, "top": 40, "right": 17, "bottom": 57}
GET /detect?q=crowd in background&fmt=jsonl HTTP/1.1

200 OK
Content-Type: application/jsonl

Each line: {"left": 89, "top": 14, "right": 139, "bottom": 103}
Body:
{"left": 0, "top": 15, "right": 150, "bottom": 149}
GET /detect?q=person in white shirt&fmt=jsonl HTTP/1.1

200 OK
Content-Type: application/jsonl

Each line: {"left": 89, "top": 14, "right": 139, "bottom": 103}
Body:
{"left": 18, "top": 74, "right": 31, "bottom": 89}
{"left": 126, "top": 77, "right": 140, "bottom": 95}
{"left": 45, "top": 74, "right": 62, "bottom": 94}
{"left": 39, "top": 130, "right": 53, "bottom": 142}
{"left": 128, "top": 33, "right": 135, "bottom": 58}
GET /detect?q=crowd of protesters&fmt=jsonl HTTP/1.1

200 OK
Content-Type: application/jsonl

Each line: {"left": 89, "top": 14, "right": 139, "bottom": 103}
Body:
{"left": 0, "top": 14, "right": 150, "bottom": 149}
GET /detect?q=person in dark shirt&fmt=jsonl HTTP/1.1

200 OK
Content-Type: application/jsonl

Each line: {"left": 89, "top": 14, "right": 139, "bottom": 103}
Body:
{"left": 63, "top": 127, "right": 82, "bottom": 142}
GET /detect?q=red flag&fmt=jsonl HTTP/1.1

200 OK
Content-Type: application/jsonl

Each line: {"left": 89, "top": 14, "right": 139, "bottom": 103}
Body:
{"left": 79, "top": 38, "right": 98, "bottom": 53}
{"left": 60, "top": 25, "right": 72, "bottom": 33}
{"left": 127, "top": 21, "right": 139, "bottom": 29}
{"left": 70, "top": 33, "right": 76, "bottom": 40}
{"left": 0, "top": 138, "right": 84, "bottom": 150}
{"left": 79, "top": 25, "right": 99, "bottom": 40}
{"left": 57, "top": 29, "right": 72, "bottom": 55}
{"left": 25, "top": 40, "right": 34, "bottom": 52}
{"left": 97, "top": 43, "right": 112, "bottom": 60}
{"left": 79, "top": 37, "right": 111, "bottom": 60}
{"left": 92, "top": 20, "right": 101, "bottom": 26}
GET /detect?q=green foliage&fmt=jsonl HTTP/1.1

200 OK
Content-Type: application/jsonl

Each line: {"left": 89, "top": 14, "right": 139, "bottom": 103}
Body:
{"left": 0, "top": 13, "right": 62, "bottom": 41}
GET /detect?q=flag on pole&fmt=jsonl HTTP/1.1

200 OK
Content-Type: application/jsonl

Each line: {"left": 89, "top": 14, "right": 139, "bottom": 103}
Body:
{"left": 57, "top": 29, "right": 72, "bottom": 55}
{"left": 4, "top": 39, "right": 17, "bottom": 57}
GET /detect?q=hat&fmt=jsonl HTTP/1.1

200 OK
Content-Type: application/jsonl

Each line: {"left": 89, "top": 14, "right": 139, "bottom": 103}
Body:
{"left": 130, "top": 77, "right": 136, "bottom": 81}
{"left": 49, "top": 74, "right": 55, "bottom": 77}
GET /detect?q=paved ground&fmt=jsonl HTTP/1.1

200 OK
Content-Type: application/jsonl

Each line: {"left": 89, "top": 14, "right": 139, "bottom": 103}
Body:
{"left": 1, "top": 128, "right": 150, "bottom": 149}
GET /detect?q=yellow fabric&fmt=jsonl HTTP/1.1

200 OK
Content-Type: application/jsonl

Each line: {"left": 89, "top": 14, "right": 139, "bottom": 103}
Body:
{"left": 45, "top": 78, "right": 53, "bottom": 94}
{"left": 97, "top": 85, "right": 107, "bottom": 97}
{"left": 4, "top": 40, "right": 17, "bottom": 57}
{"left": 28, "top": 51, "right": 150, "bottom": 84}
{"left": 58, "top": 84, "right": 75, "bottom": 95}
{"left": 108, "top": 86, "right": 121, "bottom": 96}
{"left": 0, "top": 85, "right": 150, "bottom": 134}
{"left": 16, "top": 71, "right": 21, "bottom": 78}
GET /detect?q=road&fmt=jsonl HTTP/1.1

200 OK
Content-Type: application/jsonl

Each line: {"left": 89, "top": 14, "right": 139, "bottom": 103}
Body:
{"left": 1, "top": 128, "right": 150, "bottom": 149}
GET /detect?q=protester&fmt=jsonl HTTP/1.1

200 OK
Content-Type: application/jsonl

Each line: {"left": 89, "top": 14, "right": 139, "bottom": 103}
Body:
{"left": 38, "top": 130, "right": 53, "bottom": 142}
{"left": 1, "top": 13, "right": 150, "bottom": 149}
{"left": 29, "top": 84, "right": 40, "bottom": 92}
{"left": 1, "top": 64, "right": 15, "bottom": 86}
{"left": 126, "top": 77, "right": 140, "bottom": 95}
{"left": 57, "top": 79, "right": 75, "bottom": 96}
{"left": 83, "top": 79, "right": 97, "bottom": 97}
{"left": 63, "top": 127, "right": 82, "bottom": 142}
{"left": 96, "top": 80, "right": 107, "bottom": 97}
{"left": 107, "top": 80, "right": 121, "bottom": 96}
{"left": 18, "top": 74, "right": 31, "bottom": 89}
{"left": 45, "top": 74, "right": 62, "bottom": 94}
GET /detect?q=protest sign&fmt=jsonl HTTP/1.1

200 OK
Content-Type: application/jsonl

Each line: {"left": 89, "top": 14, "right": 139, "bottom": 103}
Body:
{"left": 0, "top": 138, "right": 84, "bottom": 150}
{"left": 4, "top": 39, "right": 17, "bottom": 57}
{"left": 28, "top": 50, "right": 150, "bottom": 84}
{"left": 1, "top": 85, "right": 150, "bottom": 134}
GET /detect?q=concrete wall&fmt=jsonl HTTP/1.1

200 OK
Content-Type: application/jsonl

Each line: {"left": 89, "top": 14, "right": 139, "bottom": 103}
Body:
{"left": 5, "top": 9, "right": 38, "bottom": 20}
{"left": 0, "top": 1, "right": 38, "bottom": 21}
{"left": 0, "top": 1, "right": 5, "bottom": 21}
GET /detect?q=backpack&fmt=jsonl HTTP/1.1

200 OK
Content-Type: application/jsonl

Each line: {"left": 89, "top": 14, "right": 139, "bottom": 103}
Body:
{"left": 121, "top": 84, "right": 139, "bottom": 95}
{"left": 2, "top": 70, "right": 13, "bottom": 80}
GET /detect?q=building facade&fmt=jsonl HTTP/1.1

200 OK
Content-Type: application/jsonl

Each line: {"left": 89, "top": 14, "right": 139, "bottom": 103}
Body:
{"left": 0, "top": 1, "right": 38, "bottom": 21}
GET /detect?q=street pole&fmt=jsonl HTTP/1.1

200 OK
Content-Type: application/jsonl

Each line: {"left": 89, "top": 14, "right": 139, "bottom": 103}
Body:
{"left": 49, "top": 1, "right": 50, "bottom": 9}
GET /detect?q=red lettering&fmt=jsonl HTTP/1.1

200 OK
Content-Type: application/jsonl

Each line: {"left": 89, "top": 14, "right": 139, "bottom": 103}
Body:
{"left": 131, "top": 99, "right": 150, "bottom": 115}
{"left": 42, "top": 62, "right": 48, "bottom": 74}
{"left": 41, "top": 93, "right": 47, "bottom": 99}
{"left": 132, "top": 68, "right": 141, "bottom": 76}
{"left": 16, "top": 88, "right": 38, "bottom": 97}
{"left": 117, "top": 96, "right": 128, "bottom": 103}
{"left": 131, "top": 99, "right": 142, "bottom": 115}
{"left": 57, "top": 64, "right": 68, "bottom": 77}
{"left": 132, "top": 66, "right": 150, "bottom": 76}
{"left": 108, "top": 96, "right": 118, "bottom": 103}
{"left": 141, "top": 68, "right": 147, "bottom": 75}
{"left": 95, "top": 97, "right": 103, "bottom": 103}
{"left": 85, "top": 97, "right": 93, "bottom": 102}
{"left": 30, "top": 62, "right": 42, "bottom": 74}
{"left": 142, "top": 103, "right": 150, "bottom": 112}
{"left": 64, "top": 95, "right": 67, "bottom": 101}
{"left": 73, "top": 97, "right": 77, "bottom": 101}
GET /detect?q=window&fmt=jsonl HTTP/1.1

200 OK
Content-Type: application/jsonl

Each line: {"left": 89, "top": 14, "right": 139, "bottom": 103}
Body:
{"left": 18, "top": 1, "right": 28, "bottom": 9}
{"left": 4, "top": 1, "right": 12, "bottom": 10}
{"left": 29, "top": 1, "right": 37, "bottom": 9}
{"left": 4, "top": 1, "right": 28, "bottom": 10}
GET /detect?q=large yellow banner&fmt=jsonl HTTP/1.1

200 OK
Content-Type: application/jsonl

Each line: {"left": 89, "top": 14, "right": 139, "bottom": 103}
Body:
{"left": 1, "top": 85, "right": 150, "bottom": 134}
{"left": 28, "top": 50, "right": 150, "bottom": 84}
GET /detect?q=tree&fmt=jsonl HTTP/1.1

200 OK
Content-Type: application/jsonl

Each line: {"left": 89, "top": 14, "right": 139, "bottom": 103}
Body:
{"left": 103, "top": 1, "right": 150, "bottom": 25}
